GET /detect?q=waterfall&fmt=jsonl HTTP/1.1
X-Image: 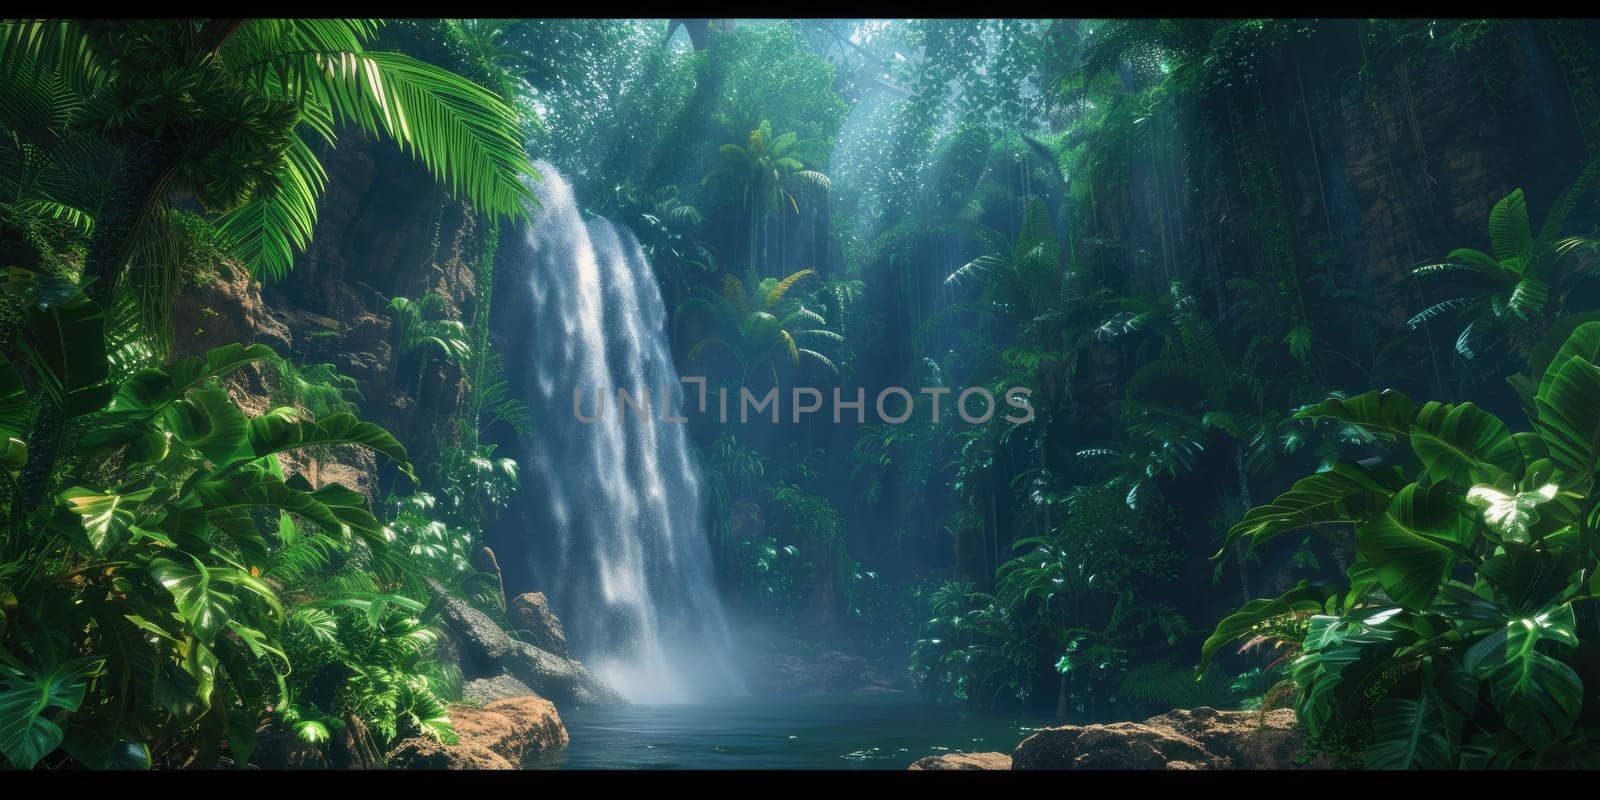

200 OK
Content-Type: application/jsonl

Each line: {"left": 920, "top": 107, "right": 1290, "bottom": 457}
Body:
{"left": 495, "top": 163, "right": 742, "bottom": 703}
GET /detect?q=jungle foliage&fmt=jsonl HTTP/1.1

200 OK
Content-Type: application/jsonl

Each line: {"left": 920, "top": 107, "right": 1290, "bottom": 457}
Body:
{"left": 0, "top": 18, "right": 532, "bottom": 770}
{"left": 6, "top": 16, "right": 1600, "bottom": 771}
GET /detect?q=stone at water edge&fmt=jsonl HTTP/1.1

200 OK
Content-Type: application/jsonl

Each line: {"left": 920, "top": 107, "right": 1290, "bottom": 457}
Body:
{"left": 424, "top": 578, "right": 624, "bottom": 708}
{"left": 509, "top": 591, "right": 569, "bottom": 657}
{"left": 908, "top": 752, "right": 1013, "bottom": 770}
{"left": 386, "top": 695, "right": 568, "bottom": 769}
{"left": 502, "top": 640, "right": 627, "bottom": 707}
{"left": 1010, "top": 707, "right": 1327, "bottom": 770}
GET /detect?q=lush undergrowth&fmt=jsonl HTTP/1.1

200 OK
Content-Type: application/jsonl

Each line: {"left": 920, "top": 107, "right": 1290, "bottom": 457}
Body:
{"left": 4, "top": 17, "right": 1600, "bottom": 769}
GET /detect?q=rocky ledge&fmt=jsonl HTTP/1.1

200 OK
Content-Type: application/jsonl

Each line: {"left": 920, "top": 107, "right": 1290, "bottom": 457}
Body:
{"left": 911, "top": 707, "right": 1328, "bottom": 771}
{"left": 909, "top": 752, "right": 1013, "bottom": 770}
{"left": 387, "top": 696, "right": 569, "bottom": 770}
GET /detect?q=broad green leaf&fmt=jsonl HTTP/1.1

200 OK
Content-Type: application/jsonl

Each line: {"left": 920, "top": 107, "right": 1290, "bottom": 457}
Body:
{"left": 308, "top": 481, "right": 386, "bottom": 547}
{"left": 0, "top": 658, "right": 100, "bottom": 769}
{"left": 1464, "top": 604, "right": 1583, "bottom": 750}
{"left": 1356, "top": 482, "right": 1476, "bottom": 610}
{"left": 1365, "top": 690, "right": 1457, "bottom": 769}
{"left": 1479, "top": 543, "right": 1584, "bottom": 614}
{"left": 1221, "top": 461, "right": 1400, "bottom": 553}
{"left": 59, "top": 486, "right": 154, "bottom": 553}
{"left": 0, "top": 436, "right": 24, "bottom": 472}
{"left": 1466, "top": 483, "right": 1558, "bottom": 542}
{"left": 1292, "top": 610, "right": 1404, "bottom": 741}
{"left": 59, "top": 725, "right": 152, "bottom": 770}
{"left": 1410, "top": 401, "right": 1523, "bottom": 485}
{"left": 164, "top": 388, "right": 250, "bottom": 463}
{"left": 205, "top": 509, "right": 270, "bottom": 569}
{"left": 1534, "top": 355, "right": 1600, "bottom": 483}
{"left": 183, "top": 475, "right": 346, "bottom": 540}
{"left": 1296, "top": 389, "right": 1416, "bottom": 441}
{"left": 246, "top": 408, "right": 410, "bottom": 468}
{"left": 16, "top": 290, "right": 112, "bottom": 417}
{"left": 1537, "top": 321, "right": 1600, "bottom": 401}
{"left": 150, "top": 556, "right": 236, "bottom": 646}
{"left": 110, "top": 343, "right": 278, "bottom": 414}
{"left": 1200, "top": 580, "right": 1341, "bottom": 667}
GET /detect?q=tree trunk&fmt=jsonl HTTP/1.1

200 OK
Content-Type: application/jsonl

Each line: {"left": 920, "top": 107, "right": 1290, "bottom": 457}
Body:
{"left": 1233, "top": 442, "right": 1253, "bottom": 602}
{"left": 1055, "top": 672, "right": 1068, "bottom": 720}
{"left": 17, "top": 136, "right": 179, "bottom": 513}
{"left": 13, "top": 403, "right": 63, "bottom": 513}
{"left": 82, "top": 136, "right": 181, "bottom": 305}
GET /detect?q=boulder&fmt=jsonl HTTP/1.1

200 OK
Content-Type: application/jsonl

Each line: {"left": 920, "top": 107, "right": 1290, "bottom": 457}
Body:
{"left": 480, "top": 697, "right": 569, "bottom": 755}
{"left": 425, "top": 578, "right": 513, "bottom": 676}
{"left": 385, "top": 738, "right": 512, "bottom": 770}
{"left": 908, "top": 752, "right": 1013, "bottom": 770}
{"left": 1011, "top": 707, "right": 1323, "bottom": 770}
{"left": 461, "top": 674, "right": 538, "bottom": 706}
{"left": 424, "top": 579, "right": 624, "bottom": 709}
{"left": 508, "top": 591, "right": 568, "bottom": 657}
{"left": 503, "top": 641, "right": 626, "bottom": 707}
{"left": 385, "top": 696, "right": 567, "bottom": 769}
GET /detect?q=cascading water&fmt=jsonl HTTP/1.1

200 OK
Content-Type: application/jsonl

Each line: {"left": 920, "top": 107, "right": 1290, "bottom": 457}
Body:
{"left": 493, "top": 163, "right": 741, "bottom": 704}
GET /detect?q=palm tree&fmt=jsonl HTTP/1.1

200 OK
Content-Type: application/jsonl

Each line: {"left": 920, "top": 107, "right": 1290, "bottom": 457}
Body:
{"left": 1408, "top": 161, "right": 1600, "bottom": 369}
{"left": 676, "top": 268, "right": 842, "bottom": 387}
{"left": 388, "top": 294, "right": 471, "bottom": 407}
{"left": 0, "top": 19, "right": 539, "bottom": 293}
{"left": 942, "top": 197, "right": 1069, "bottom": 338}
{"left": 1, "top": 19, "right": 538, "bottom": 513}
{"left": 701, "top": 120, "right": 830, "bottom": 274}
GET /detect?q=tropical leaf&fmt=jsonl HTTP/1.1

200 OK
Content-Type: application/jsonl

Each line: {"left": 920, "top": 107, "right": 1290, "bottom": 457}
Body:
{"left": 1409, "top": 401, "right": 1523, "bottom": 486}
{"left": 1356, "top": 482, "right": 1476, "bottom": 610}
{"left": 1200, "top": 580, "right": 1341, "bottom": 667}
{"left": 246, "top": 408, "right": 410, "bottom": 469}
{"left": 1533, "top": 353, "right": 1600, "bottom": 483}
{"left": 1222, "top": 461, "right": 1401, "bottom": 553}
{"left": 0, "top": 658, "right": 100, "bottom": 770}
{"left": 1463, "top": 604, "right": 1583, "bottom": 751}
{"left": 1488, "top": 188, "right": 1531, "bottom": 264}
{"left": 59, "top": 485, "right": 155, "bottom": 553}
{"left": 165, "top": 388, "right": 251, "bottom": 463}
{"left": 1296, "top": 389, "right": 1416, "bottom": 442}
{"left": 1466, "top": 483, "right": 1559, "bottom": 543}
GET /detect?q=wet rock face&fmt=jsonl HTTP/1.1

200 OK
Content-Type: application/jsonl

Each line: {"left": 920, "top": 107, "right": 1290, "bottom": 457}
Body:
{"left": 1011, "top": 707, "right": 1325, "bottom": 770}
{"left": 908, "top": 752, "right": 1013, "bottom": 770}
{"left": 425, "top": 579, "right": 625, "bottom": 709}
{"left": 508, "top": 592, "right": 568, "bottom": 657}
{"left": 751, "top": 651, "right": 899, "bottom": 695}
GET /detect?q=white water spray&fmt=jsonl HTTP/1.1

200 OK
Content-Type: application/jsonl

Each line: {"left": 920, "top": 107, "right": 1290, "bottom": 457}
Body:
{"left": 503, "top": 163, "right": 741, "bottom": 703}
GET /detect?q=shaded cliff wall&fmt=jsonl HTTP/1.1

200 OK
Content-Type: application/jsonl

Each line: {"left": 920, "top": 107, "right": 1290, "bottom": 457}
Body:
{"left": 172, "top": 139, "right": 486, "bottom": 501}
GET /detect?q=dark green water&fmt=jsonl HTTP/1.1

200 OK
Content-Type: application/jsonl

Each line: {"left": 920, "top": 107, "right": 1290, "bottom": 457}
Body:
{"left": 535, "top": 692, "right": 1048, "bottom": 770}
